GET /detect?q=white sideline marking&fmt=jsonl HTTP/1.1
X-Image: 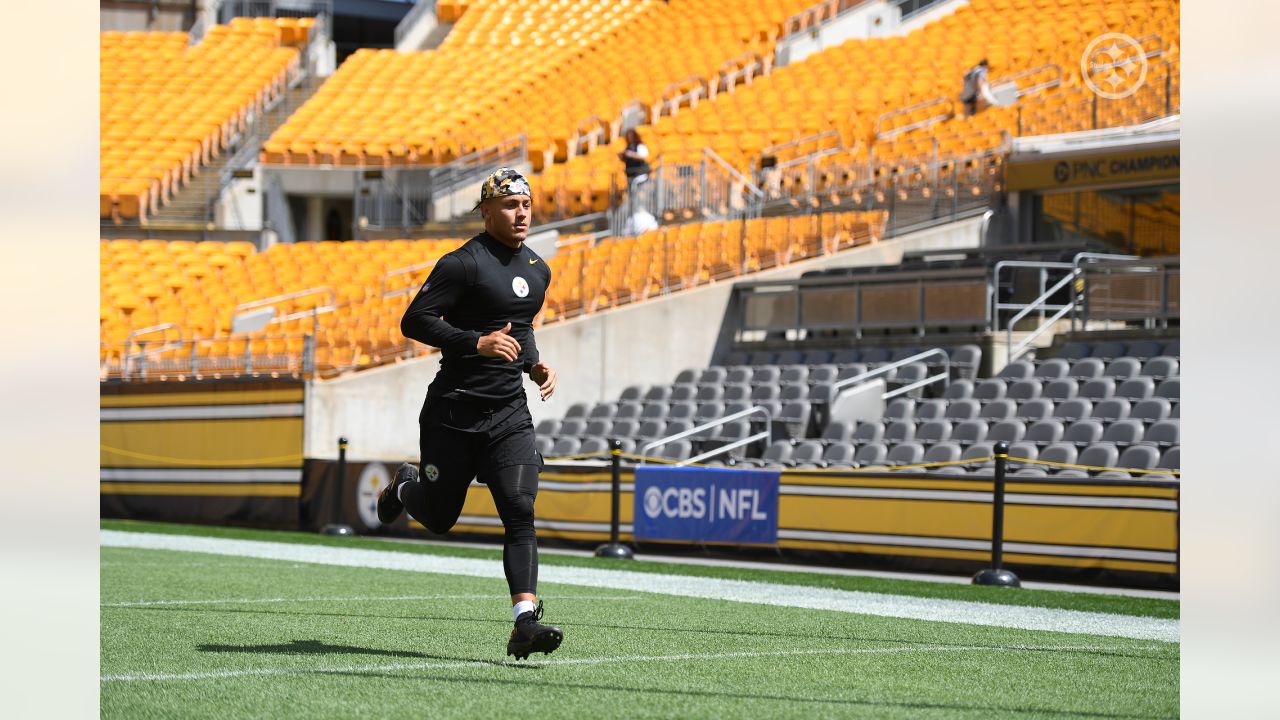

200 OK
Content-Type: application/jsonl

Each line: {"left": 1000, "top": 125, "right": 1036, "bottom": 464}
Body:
{"left": 100, "top": 530, "right": 1180, "bottom": 643}
{"left": 101, "top": 643, "right": 1167, "bottom": 684}
{"left": 104, "top": 594, "right": 644, "bottom": 608}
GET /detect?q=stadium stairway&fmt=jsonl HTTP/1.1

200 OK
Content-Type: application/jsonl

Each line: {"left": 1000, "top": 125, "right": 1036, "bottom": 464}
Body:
{"left": 147, "top": 74, "right": 322, "bottom": 228}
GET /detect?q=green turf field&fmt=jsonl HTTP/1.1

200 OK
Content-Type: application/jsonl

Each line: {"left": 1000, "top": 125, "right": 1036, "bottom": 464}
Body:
{"left": 101, "top": 521, "right": 1178, "bottom": 718}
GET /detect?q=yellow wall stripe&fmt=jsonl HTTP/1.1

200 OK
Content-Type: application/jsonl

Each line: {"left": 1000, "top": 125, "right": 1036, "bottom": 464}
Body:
{"left": 100, "top": 417, "right": 303, "bottom": 468}
{"left": 100, "top": 482, "right": 300, "bottom": 497}
{"left": 100, "top": 388, "right": 304, "bottom": 408}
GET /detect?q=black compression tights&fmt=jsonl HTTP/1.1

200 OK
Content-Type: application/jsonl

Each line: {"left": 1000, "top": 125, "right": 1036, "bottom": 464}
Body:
{"left": 399, "top": 463, "right": 540, "bottom": 597}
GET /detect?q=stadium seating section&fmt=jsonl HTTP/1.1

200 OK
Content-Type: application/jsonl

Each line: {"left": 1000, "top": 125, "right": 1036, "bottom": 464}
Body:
{"left": 101, "top": 18, "right": 313, "bottom": 222}
{"left": 99, "top": 209, "right": 883, "bottom": 375}
{"left": 537, "top": 337, "right": 1179, "bottom": 480}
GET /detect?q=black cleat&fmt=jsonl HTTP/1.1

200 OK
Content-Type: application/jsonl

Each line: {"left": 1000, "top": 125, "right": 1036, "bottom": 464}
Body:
{"left": 506, "top": 601, "right": 563, "bottom": 660}
{"left": 377, "top": 463, "right": 417, "bottom": 525}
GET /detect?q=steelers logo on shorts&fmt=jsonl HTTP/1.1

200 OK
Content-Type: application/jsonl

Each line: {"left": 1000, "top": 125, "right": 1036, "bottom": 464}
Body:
{"left": 423, "top": 463, "right": 440, "bottom": 483}
{"left": 512, "top": 276, "right": 530, "bottom": 298}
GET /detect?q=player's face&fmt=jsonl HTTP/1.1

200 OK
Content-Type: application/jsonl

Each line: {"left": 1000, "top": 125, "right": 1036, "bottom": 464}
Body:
{"left": 482, "top": 195, "right": 531, "bottom": 245}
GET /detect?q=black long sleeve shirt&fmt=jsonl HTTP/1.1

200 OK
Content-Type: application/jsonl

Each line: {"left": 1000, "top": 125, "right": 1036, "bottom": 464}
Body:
{"left": 401, "top": 232, "right": 551, "bottom": 402}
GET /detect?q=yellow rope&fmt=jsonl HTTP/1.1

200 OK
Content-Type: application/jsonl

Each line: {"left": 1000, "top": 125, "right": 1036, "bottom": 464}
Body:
{"left": 1006, "top": 455, "right": 1181, "bottom": 477}
{"left": 100, "top": 445, "right": 304, "bottom": 467}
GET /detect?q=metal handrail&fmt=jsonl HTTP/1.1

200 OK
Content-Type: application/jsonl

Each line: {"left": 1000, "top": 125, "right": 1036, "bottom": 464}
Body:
{"left": 639, "top": 406, "right": 773, "bottom": 466}
{"left": 656, "top": 76, "right": 710, "bottom": 117}
{"left": 991, "top": 260, "right": 1075, "bottom": 322}
{"left": 703, "top": 148, "right": 765, "bottom": 200}
{"left": 717, "top": 51, "right": 770, "bottom": 94}
{"left": 570, "top": 115, "right": 608, "bottom": 156}
{"left": 759, "top": 129, "right": 843, "bottom": 164}
{"left": 780, "top": 0, "right": 869, "bottom": 39}
{"left": 382, "top": 260, "right": 437, "bottom": 298}
{"left": 992, "top": 63, "right": 1063, "bottom": 97}
{"left": 1005, "top": 272, "right": 1080, "bottom": 362}
{"left": 827, "top": 348, "right": 951, "bottom": 401}
{"left": 874, "top": 97, "right": 957, "bottom": 140}
{"left": 236, "top": 286, "right": 335, "bottom": 314}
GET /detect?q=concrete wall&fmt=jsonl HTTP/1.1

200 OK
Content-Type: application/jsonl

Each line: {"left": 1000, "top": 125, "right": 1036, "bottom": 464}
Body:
{"left": 304, "top": 215, "right": 985, "bottom": 460}
{"left": 776, "top": 0, "right": 970, "bottom": 67}
{"left": 215, "top": 168, "right": 263, "bottom": 231}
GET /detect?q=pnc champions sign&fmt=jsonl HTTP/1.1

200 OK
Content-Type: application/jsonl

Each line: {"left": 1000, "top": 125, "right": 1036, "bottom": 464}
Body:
{"left": 633, "top": 466, "right": 779, "bottom": 545}
{"left": 1006, "top": 147, "right": 1179, "bottom": 192}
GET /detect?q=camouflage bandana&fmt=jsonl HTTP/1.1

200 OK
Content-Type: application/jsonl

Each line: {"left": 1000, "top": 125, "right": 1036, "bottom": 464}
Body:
{"left": 475, "top": 167, "right": 532, "bottom": 210}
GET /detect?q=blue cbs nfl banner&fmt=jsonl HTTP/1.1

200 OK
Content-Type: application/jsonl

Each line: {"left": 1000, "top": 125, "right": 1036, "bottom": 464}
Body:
{"left": 633, "top": 466, "right": 779, "bottom": 545}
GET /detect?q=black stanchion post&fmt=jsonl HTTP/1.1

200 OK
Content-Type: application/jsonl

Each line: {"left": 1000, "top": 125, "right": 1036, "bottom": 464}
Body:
{"left": 594, "top": 438, "right": 634, "bottom": 559}
{"left": 972, "top": 440, "right": 1020, "bottom": 587}
{"left": 321, "top": 436, "right": 355, "bottom": 536}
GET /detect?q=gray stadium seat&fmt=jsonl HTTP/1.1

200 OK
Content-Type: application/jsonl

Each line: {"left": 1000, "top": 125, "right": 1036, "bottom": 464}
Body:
{"left": 579, "top": 437, "right": 609, "bottom": 456}
{"left": 756, "top": 400, "right": 783, "bottom": 421}
{"left": 1043, "top": 378, "right": 1079, "bottom": 401}
{"left": 1052, "top": 398, "right": 1092, "bottom": 422}
{"left": 614, "top": 402, "right": 643, "bottom": 420}
{"left": 1140, "top": 356, "right": 1179, "bottom": 380}
{"left": 1064, "top": 419, "right": 1105, "bottom": 447}
{"left": 584, "top": 419, "right": 611, "bottom": 438}
{"left": 1057, "top": 342, "right": 1092, "bottom": 361}
{"left": 641, "top": 402, "right": 667, "bottom": 420}
{"left": 914, "top": 419, "right": 952, "bottom": 446}
{"left": 695, "top": 402, "right": 725, "bottom": 424}
{"left": 788, "top": 441, "right": 824, "bottom": 468}
{"left": 1039, "top": 442, "right": 1078, "bottom": 466}
{"left": 1155, "top": 377, "right": 1180, "bottom": 401}
{"left": 723, "top": 402, "right": 751, "bottom": 417}
{"left": 1117, "top": 445, "right": 1160, "bottom": 472}
{"left": 664, "top": 419, "right": 694, "bottom": 436}
{"left": 915, "top": 399, "right": 948, "bottom": 421}
{"left": 944, "top": 379, "right": 975, "bottom": 400}
{"left": 1102, "top": 419, "right": 1144, "bottom": 447}
{"left": 636, "top": 420, "right": 665, "bottom": 440}
{"left": 619, "top": 385, "right": 644, "bottom": 402}
{"left": 752, "top": 367, "right": 781, "bottom": 386}
{"left": 565, "top": 402, "right": 589, "bottom": 419}
{"left": 1103, "top": 358, "right": 1140, "bottom": 380}
{"left": 776, "top": 350, "right": 805, "bottom": 365}
{"left": 1027, "top": 421, "right": 1065, "bottom": 447}
{"left": 820, "top": 421, "right": 853, "bottom": 446}
{"left": 551, "top": 437, "right": 581, "bottom": 456}
{"left": 952, "top": 420, "right": 988, "bottom": 445}
{"left": 1015, "top": 399, "right": 1052, "bottom": 422}
{"left": 670, "top": 384, "right": 698, "bottom": 402}
{"left": 893, "top": 363, "right": 929, "bottom": 396}
{"left": 988, "top": 420, "right": 1026, "bottom": 444}
{"left": 1067, "top": 358, "right": 1104, "bottom": 381}
{"left": 726, "top": 366, "right": 754, "bottom": 385}
{"left": 949, "top": 345, "right": 982, "bottom": 379}
{"left": 611, "top": 419, "right": 639, "bottom": 438}
{"left": 698, "top": 367, "right": 727, "bottom": 386}
{"left": 803, "top": 350, "right": 833, "bottom": 365}
{"left": 723, "top": 384, "right": 751, "bottom": 402}
{"left": 780, "top": 384, "right": 809, "bottom": 402}
{"left": 589, "top": 402, "right": 615, "bottom": 420}
{"left": 1034, "top": 359, "right": 1069, "bottom": 380}
{"left": 1091, "top": 398, "right": 1131, "bottom": 422}
{"left": 808, "top": 365, "right": 839, "bottom": 387}
{"left": 1162, "top": 340, "right": 1180, "bottom": 357}
{"left": 884, "top": 398, "right": 916, "bottom": 422}
{"left": 924, "top": 442, "right": 962, "bottom": 465}
{"left": 961, "top": 442, "right": 996, "bottom": 468}
{"left": 1157, "top": 446, "right": 1180, "bottom": 471}
{"left": 674, "top": 368, "right": 699, "bottom": 385}
{"left": 1116, "top": 377, "right": 1155, "bottom": 402}
{"left": 559, "top": 418, "right": 587, "bottom": 437}
{"left": 1078, "top": 442, "right": 1120, "bottom": 469}
{"left": 644, "top": 385, "right": 671, "bottom": 403}
{"left": 979, "top": 399, "right": 1016, "bottom": 422}
{"left": 1080, "top": 378, "right": 1115, "bottom": 401}
{"left": 534, "top": 436, "right": 554, "bottom": 456}
{"left": 1007, "top": 379, "right": 1043, "bottom": 401}
{"left": 1007, "top": 442, "right": 1039, "bottom": 465}
{"left": 658, "top": 440, "right": 692, "bottom": 461}
{"left": 1126, "top": 340, "right": 1163, "bottom": 360}
{"left": 944, "top": 399, "right": 981, "bottom": 421}
{"left": 853, "top": 443, "right": 888, "bottom": 468}
{"left": 668, "top": 402, "right": 696, "bottom": 422}
{"left": 836, "top": 363, "right": 870, "bottom": 381}
{"left": 885, "top": 420, "right": 918, "bottom": 445}
{"left": 822, "top": 443, "right": 856, "bottom": 468}
{"left": 695, "top": 385, "right": 724, "bottom": 403}
{"left": 780, "top": 366, "right": 810, "bottom": 386}
{"left": 996, "top": 361, "right": 1034, "bottom": 381}
{"left": 536, "top": 419, "right": 560, "bottom": 436}
{"left": 887, "top": 442, "right": 925, "bottom": 466}
{"left": 751, "top": 384, "right": 780, "bottom": 401}
{"left": 974, "top": 379, "right": 1007, "bottom": 402}
{"left": 1131, "top": 398, "right": 1171, "bottom": 424}
{"left": 1011, "top": 467, "right": 1049, "bottom": 477}
{"left": 747, "top": 440, "right": 792, "bottom": 468}
{"left": 779, "top": 401, "right": 813, "bottom": 438}
{"left": 1092, "top": 341, "right": 1127, "bottom": 360}
{"left": 1141, "top": 420, "right": 1180, "bottom": 448}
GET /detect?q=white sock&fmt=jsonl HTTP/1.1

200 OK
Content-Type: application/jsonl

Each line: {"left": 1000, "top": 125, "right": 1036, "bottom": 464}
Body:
{"left": 397, "top": 480, "right": 413, "bottom": 503}
{"left": 513, "top": 600, "right": 536, "bottom": 622}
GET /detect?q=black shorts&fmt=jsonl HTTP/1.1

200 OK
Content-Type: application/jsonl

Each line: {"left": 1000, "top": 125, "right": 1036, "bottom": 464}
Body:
{"left": 418, "top": 395, "right": 542, "bottom": 486}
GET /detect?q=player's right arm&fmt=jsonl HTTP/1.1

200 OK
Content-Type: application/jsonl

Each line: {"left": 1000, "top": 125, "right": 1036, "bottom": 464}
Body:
{"left": 400, "top": 256, "right": 522, "bottom": 360}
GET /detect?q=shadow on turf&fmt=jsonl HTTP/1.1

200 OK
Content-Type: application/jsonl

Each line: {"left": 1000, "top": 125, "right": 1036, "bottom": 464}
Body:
{"left": 325, "top": 669, "right": 1173, "bottom": 719}
{"left": 198, "top": 639, "right": 432, "bottom": 658}
{"left": 145, "top": 605, "right": 1173, "bottom": 664}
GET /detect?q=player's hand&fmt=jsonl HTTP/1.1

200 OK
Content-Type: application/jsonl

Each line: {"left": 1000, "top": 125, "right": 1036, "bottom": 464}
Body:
{"left": 530, "top": 361, "right": 557, "bottom": 401}
{"left": 477, "top": 322, "right": 521, "bottom": 362}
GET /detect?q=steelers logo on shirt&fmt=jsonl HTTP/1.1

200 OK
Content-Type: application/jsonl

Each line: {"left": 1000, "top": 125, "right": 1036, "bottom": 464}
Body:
{"left": 423, "top": 463, "right": 440, "bottom": 483}
{"left": 512, "top": 276, "right": 530, "bottom": 298}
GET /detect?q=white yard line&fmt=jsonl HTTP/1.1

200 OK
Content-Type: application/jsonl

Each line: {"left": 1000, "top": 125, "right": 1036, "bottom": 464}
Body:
{"left": 104, "top": 594, "right": 643, "bottom": 608}
{"left": 101, "top": 642, "right": 1166, "bottom": 684}
{"left": 100, "top": 530, "right": 1179, "bottom": 643}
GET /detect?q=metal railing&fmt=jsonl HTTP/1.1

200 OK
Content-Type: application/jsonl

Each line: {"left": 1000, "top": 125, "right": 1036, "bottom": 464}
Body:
{"left": 381, "top": 260, "right": 437, "bottom": 298}
{"left": 990, "top": 259, "right": 1074, "bottom": 331}
{"left": 874, "top": 97, "right": 957, "bottom": 141}
{"left": 639, "top": 406, "right": 773, "bottom": 467}
{"left": 655, "top": 76, "right": 711, "bottom": 118}
{"left": 716, "top": 51, "right": 772, "bottom": 95}
{"left": 828, "top": 348, "right": 952, "bottom": 402}
{"left": 233, "top": 286, "right": 336, "bottom": 334}
{"left": 394, "top": 0, "right": 438, "bottom": 48}
{"left": 104, "top": 332, "right": 318, "bottom": 382}
{"left": 780, "top": 0, "right": 869, "bottom": 39}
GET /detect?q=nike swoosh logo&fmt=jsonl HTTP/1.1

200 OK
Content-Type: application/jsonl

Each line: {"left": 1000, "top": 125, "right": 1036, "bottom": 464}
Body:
{"left": 528, "top": 258, "right": 539, "bottom": 265}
